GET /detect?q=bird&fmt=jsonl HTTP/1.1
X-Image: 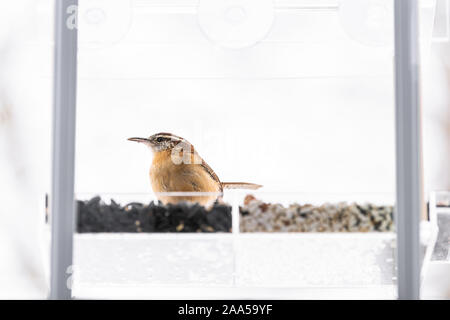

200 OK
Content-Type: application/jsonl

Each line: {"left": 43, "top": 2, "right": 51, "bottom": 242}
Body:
{"left": 128, "top": 132, "right": 262, "bottom": 206}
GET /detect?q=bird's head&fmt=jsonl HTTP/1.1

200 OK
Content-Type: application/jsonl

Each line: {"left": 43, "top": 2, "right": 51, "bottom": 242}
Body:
{"left": 128, "top": 132, "right": 189, "bottom": 152}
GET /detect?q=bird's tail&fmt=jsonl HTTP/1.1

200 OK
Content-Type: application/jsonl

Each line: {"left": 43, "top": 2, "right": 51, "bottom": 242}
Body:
{"left": 221, "top": 182, "right": 262, "bottom": 190}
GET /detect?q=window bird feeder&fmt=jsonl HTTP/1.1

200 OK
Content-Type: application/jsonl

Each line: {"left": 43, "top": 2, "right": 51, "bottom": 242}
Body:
{"left": 48, "top": 0, "right": 437, "bottom": 300}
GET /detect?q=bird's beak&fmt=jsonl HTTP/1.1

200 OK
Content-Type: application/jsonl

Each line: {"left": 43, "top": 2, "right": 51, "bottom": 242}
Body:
{"left": 128, "top": 137, "right": 152, "bottom": 144}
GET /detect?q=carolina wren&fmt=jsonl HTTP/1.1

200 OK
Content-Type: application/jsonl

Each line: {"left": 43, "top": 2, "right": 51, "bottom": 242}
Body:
{"left": 128, "top": 132, "right": 262, "bottom": 206}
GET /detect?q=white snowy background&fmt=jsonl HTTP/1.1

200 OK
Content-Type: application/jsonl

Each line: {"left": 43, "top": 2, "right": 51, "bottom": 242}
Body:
{"left": 0, "top": 0, "right": 448, "bottom": 298}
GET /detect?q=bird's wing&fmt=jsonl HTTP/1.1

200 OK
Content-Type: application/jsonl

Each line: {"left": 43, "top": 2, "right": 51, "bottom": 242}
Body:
{"left": 200, "top": 159, "right": 222, "bottom": 187}
{"left": 182, "top": 147, "right": 222, "bottom": 191}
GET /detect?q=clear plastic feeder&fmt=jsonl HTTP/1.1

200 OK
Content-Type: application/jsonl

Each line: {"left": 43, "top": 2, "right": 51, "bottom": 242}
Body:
{"left": 40, "top": 0, "right": 445, "bottom": 299}
{"left": 41, "top": 191, "right": 438, "bottom": 299}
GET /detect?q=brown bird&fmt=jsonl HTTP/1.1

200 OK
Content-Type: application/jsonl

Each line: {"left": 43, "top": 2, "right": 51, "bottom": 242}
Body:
{"left": 128, "top": 132, "right": 262, "bottom": 206}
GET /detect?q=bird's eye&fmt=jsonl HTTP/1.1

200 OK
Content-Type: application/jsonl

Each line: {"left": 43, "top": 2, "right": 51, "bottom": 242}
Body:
{"left": 156, "top": 137, "right": 163, "bottom": 143}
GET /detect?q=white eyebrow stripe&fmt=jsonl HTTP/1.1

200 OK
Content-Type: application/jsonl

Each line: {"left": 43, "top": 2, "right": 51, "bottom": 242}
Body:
{"left": 152, "top": 133, "right": 189, "bottom": 144}
{"left": 153, "top": 134, "right": 178, "bottom": 140}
